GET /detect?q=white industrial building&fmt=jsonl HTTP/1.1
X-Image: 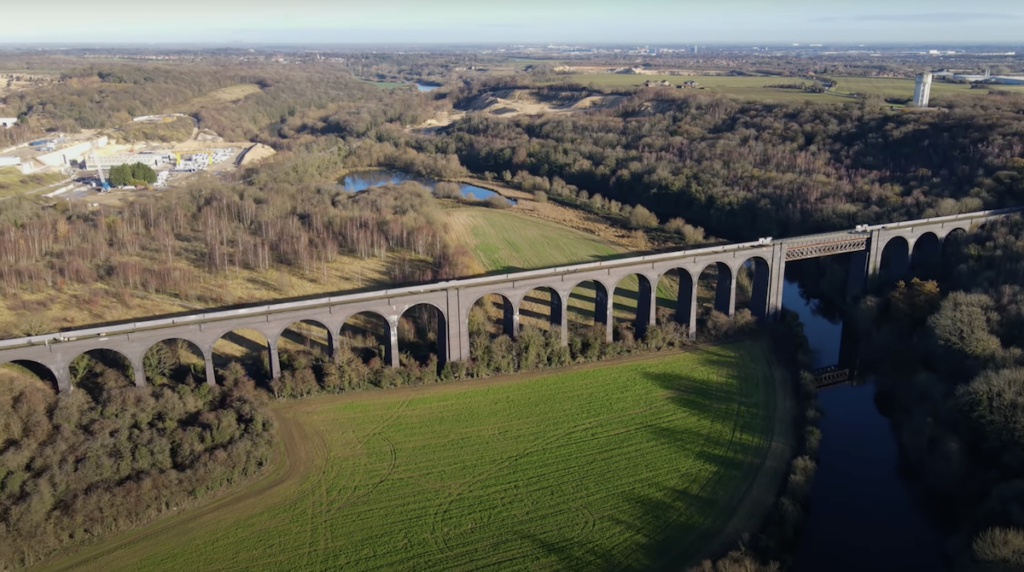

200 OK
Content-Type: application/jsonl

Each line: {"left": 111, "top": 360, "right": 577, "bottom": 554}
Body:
{"left": 85, "top": 153, "right": 165, "bottom": 169}
{"left": 34, "top": 136, "right": 109, "bottom": 167}
{"left": 0, "top": 118, "right": 17, "bottom": 128}
{"left": 933, "top": 70, "right": 1024, "bottom": 85}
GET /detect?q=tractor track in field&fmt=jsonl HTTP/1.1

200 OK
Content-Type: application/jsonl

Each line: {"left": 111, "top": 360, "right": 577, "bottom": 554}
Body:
{"left": 33, "top": 342, "right": 790, "bottom": 572}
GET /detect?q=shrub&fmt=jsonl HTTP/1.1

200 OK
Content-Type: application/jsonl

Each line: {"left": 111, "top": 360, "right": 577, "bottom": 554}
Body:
{"left": 704, "top": 310, "right": 732, "bottom": 338}
{"left": 483, "top": 194, "right": 511, "bottom": 209}
{"left": 972, "top": 527, "right": 1024, "bottom": 570}
{"left": 681, "top": 224, "right": 707, "bottom": 244}
{"left": 732, "top": 308, "right": 757, "bottom": 333}
{"left": 664, "top": 217, "right": 688, "bottom": 234}
{"left": 804, "top": 426, "right": 822, "bottom": 456}
{"left": 628, "top": 205, "right": 659, "bottom": 229}
{"left": 434, "top": 181, "right": 462, "bottom": 199}
{"left": 615, "top": 322, "right": 636, "bottom": 347}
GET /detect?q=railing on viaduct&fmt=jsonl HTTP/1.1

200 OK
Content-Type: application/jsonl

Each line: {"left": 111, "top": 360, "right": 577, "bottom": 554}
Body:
{"left": 0, "top": 208, "right": 1018, "bottom": 393}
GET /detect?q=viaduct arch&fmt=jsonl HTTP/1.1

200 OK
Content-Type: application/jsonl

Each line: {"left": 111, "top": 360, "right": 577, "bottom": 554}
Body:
{"left": 0, "top": 208, "right": 1016, "bottom": 393}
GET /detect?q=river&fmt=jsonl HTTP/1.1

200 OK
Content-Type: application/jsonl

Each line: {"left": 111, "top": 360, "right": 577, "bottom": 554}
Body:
{"left": 782, "top": 276, "right": 945, "bottom": 571}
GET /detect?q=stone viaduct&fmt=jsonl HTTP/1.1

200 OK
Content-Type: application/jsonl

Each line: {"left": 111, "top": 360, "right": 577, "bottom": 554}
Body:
{"left": 0, "top": 208, "right": 1017, "bottom": 393}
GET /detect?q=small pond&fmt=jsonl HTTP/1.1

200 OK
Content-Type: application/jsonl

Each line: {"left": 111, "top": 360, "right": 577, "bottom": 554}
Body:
{"left": 340, "top": 170, "right": 515, "bottom": 205}
{"left": 416, "top": 83, "right": 441, "bottom": 92}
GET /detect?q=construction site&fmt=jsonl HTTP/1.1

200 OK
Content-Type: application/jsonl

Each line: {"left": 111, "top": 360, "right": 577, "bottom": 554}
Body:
{"left": 0, "top": 125, "right": 275, "bottom": 204}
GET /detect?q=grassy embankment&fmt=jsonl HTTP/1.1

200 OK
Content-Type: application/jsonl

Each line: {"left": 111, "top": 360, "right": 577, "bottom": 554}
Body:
{"left": 118, "top": 116, "right": 195, "bottom": 143}
{"left": 0, "top": 249, "right": 392, "bottom": 341}
{"left": 568, "top": 73, "right": 1024, "bottom": 103}
{"left": 34, "top": 342, "right": 782, "bottom": 572}
{"left": 0, "top": 167, "right": 67, "bottom": 199}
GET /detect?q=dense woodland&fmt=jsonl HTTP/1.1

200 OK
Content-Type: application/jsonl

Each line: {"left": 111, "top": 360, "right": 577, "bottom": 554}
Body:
{"left": 0, "top": 58, "right": 442, "bottom": 143}
{"left": 854, "top": 216, "right": 1024, "bottom": 571}
{"left": 433, "top": 79, "right": 1024, "bottom": 240}
{"left": 0, "top": 353, "right": 274, "bottom": 570}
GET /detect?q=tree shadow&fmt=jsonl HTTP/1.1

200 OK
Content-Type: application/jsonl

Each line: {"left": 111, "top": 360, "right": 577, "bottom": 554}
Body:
{"left": 510, "top": 345, "right": 768, "bottom": 571}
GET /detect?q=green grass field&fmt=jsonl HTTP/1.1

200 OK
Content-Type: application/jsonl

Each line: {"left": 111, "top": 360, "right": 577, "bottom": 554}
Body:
{"left": 448, "top": 208, "right": 643, "bottom": 327}
{"left": 119, "top": 116, "right": 195, "bottom": 143}
{"left": 36, "top": 344, "right": 781, "bottom": 572}
{"left": 447, "top": 208, "right": 623, "bottom": 272}
{"left": 448, "top": 208, "right": 748, "bottom": 328}
{"left": 567, "top": 73, "right": 1024, "bottom": 104}
{"left": 567, "top": 73, "right": 845, "bottom": 103}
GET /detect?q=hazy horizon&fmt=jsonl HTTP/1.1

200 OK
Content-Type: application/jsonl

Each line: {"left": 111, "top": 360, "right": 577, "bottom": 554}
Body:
{"left": 4, "top": 0, "right": 1024, "bottom": 45}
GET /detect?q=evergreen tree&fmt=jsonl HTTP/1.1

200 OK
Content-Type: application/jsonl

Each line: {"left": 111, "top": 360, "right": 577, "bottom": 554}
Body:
{"left": 107, "top": 164, "right": 129, "bottom": 186}
{"left": 130, "top": 162, "right": 157, "bottom": 184}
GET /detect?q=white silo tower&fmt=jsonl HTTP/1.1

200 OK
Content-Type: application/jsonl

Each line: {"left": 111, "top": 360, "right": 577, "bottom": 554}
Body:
{"left": 913, "top": 72, "right": 933, "bottom": 107}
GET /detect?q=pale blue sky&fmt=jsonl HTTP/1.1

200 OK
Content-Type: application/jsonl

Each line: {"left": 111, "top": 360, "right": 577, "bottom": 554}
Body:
{"left": 4, "top": 0, "right": 1023, "bottom": 44}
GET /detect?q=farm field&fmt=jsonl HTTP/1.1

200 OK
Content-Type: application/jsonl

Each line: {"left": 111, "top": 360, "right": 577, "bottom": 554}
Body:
{"left": 568, "top": 73, "right": 1024, "bottom": 103}
{"left": 34, "top": 343, "right": 785, "bottom": 572}
{"left": 446, "top": 208, "right": 624, "bottom": 273}
{"left": 567, "top": 73, "right": 849, "bottom": 103}
{"left": 834, "top": 76, "right": 1024, "bottom": 99}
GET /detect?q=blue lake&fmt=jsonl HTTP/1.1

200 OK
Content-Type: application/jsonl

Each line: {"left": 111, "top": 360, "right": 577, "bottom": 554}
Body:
{"left": 340, "top": 170, "right": 514, "bottom": 205}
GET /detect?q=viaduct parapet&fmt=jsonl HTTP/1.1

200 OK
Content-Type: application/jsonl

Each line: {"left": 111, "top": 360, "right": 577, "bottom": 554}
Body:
{"left": 0, "top": 208, "right": 1017, "bottom": 393}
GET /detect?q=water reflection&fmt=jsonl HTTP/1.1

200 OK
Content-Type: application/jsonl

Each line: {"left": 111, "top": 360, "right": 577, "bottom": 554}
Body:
{"left": 782, "top": 277, "right": 842, "bottom": 369}
{"left": 340, "top": 170, "right": 515, "bottom": 205}
{"left": 792, "top": 383, "right": 945, "bottom": 572}
{"left": 416, "top": 83, "right": 440, "bottom": 92}
{"left": 782, "top": 276, "right": 945, "bottom": 571}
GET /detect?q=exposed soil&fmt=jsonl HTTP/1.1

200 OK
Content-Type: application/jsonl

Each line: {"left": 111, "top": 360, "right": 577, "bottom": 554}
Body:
{"left": 238, "top": 143, "right": 276, "bottom": 166}
{"left": 457, "top": 89, "right": 622, "bottom": 119}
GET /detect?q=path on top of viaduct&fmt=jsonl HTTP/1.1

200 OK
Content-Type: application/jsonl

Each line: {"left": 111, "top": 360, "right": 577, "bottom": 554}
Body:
{"left": 0, "top": 208, "right": 1018, "bottom": 393}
